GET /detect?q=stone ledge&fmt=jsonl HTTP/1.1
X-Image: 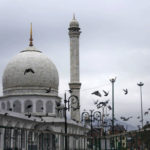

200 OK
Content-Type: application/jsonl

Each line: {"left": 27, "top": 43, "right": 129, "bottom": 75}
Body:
{"left": 69, "top": 82, "right": 81, "bottom": 89}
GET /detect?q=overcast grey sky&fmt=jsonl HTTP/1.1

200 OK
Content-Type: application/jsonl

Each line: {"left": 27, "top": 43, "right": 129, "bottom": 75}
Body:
{"left": 0, "top": 0, "right": 150, "bottom": 127}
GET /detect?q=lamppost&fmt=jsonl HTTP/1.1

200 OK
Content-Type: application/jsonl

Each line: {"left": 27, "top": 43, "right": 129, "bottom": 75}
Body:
{"left": 137, "top": 82, "right": 144, "bottom": 128}
{"left": 82, "top": 110, "right": 101, "bottom": 149}
{"left": 110, "top": 77, "right": 116, "bottom": 149}
{"left": 102, "top": 121, "right": 111, "bottom": 150}
{"left": 64, "top": 92, "right": 79, "bottom": 150}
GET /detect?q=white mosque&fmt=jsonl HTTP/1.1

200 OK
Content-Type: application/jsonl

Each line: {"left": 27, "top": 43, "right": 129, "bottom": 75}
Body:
{"left": 0, "top": 17, "right": 89, "bottom": 150}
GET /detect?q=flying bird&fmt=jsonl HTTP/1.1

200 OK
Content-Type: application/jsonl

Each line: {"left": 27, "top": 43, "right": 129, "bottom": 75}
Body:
{"left": 103, "top": 90, "right": 109, "bottom": 96}
{"left": 68, "top": 90, "right": 72, "bottom": 93}
{"left": 97, "top": 100, "right": 109, "bottom": 109}
{"left": 97, "top": 102, "right": 105, "bottom": 108}
{"left": 45, "top": 87, "right": 51, "bottom": 93}
{"left": 105, "top": 100, "right": 109, "bottom": 105}
{"left": 144, "top": 111, "right": 149, "bottom": 115}
{"left": 24, "top": 68, "right": 35, "bottom": 75}
{"left": 139, "top": 119, "right": 143, "bottom": 123}
{"left": 97, "top": 105, "right": 101, "bottom": 109}
{"left": 108, "top": 105, "right": 112, "bottom": 110}
{"left": 27, "top": 114, "right": 31, "bottom": 118}
{"left": 120, "top": 116, "right": 126, "bottom": 120}
{"left": 94, "top": 100, "right": 98, "bottom": 105}
{"left": 26, "top": 104, "right": 32, "bottom": 109}
{"left": 4, "top": 113, "right": 8, "bottom": 116}
{"left": 41, "top": 107, "right": 44, "bottom": 110}
{"left": 110, "top": 117, "right": 118, "bottom": 122}
{"left": 137, "top": 116, "right": 140, "bottom": 119}
{"left": 123, "top": 89, "right": 128, "bottom": 95}
{"left": 9, "top": 108, "right": 12, "bottom": 111}
{"left": 120, "top": 116, "right": 132, "bottom": 121}
{"left": 91, "top": 91, "right": 101, "bottom": 97}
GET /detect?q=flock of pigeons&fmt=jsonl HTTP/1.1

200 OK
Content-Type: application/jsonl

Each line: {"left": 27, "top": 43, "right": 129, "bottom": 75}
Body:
{"left": 91, "top": 89, "right": 150, "bottom": 124}
{"left": 24, "top": 104, "right": 45, "bottom": 121}
{"left": 4, "top": 103, "right": 45, "bottom": 122}
{"left": 92, "top": 88, "right": 128, "bottom": 97}
{"left": 4, "top": 68, "right": 150, "bottom": 125}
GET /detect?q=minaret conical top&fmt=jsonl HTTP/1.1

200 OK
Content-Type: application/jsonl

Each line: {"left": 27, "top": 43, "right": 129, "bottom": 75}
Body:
{"left": 73, "top": 13, "right": 75, "bottom": 20}
{"left": 29, "top": 23, "right": 33, "bottom": 46}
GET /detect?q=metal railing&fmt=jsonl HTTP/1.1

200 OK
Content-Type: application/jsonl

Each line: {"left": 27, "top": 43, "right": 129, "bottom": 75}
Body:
{"left": 0, "top": 125, "right": 150, "bottom": 150}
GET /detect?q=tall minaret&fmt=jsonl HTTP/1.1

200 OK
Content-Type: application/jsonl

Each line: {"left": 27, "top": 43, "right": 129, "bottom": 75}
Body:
{"left": 68, "top": 15, "right": 81, "bottom": 122}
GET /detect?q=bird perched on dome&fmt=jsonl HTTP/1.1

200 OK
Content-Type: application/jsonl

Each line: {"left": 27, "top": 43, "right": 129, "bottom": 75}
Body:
{"left": 45, "top": 87, "right": 51, "bottom": 93}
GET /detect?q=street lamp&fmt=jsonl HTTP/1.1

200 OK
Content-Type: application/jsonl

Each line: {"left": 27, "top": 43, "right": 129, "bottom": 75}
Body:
{"left": 64, "top": 92, "right": 79, "bottom": 150}
{"left": 109, "top": 77, "right": 116, "bottom": 135}
{"left": 137, "top": 82, "right": 144, "bottom": 128}
{"left": 110, "top": 77, "right": 116, "bottom": 149}
{"left": 82, "top": 110, "right": 101, "bottom": 149}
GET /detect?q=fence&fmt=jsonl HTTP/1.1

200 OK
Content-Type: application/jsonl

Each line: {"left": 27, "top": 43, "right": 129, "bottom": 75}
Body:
{"left": 91, "top": 128, "right": 150, "bottom": 150}
{"left": 0, "top": 125, "right": 150, "bottom": 150}
{"left": 0, "top": 125, "right": 89, "bottom": 150}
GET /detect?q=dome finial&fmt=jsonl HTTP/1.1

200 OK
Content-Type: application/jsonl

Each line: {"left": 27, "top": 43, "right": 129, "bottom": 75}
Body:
{"left": 73, "top": 13, "right": 75, "bottom": 20}
{"left": 29, "top": 23, "right": 33, "bottom": 46}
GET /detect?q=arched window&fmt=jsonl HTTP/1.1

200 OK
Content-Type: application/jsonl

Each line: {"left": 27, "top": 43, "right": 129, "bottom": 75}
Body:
{"left": 1, "top": 102, "right": 5, "bottom": 110}
{"left": 24, "top": 100, "right": 32, "bottom": 113}
{"left": 36, "top": 100, "right": 43, "bottom": 112}
{"left": 7, "top": 101, "right": 11, "bottom": 111}
{"left": 46, "top": 101, "right": 53, "bottom": 113}
{"left": 13, "top": 100, "right": 21, "bottom": 113}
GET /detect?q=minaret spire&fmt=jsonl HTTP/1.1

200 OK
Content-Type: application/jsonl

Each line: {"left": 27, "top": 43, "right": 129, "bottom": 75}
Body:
{"left": 73, "top": 13, "right": 75, "bottom": 20}
{"left": 29, "top": 23, "right": 33, "bottom": 46}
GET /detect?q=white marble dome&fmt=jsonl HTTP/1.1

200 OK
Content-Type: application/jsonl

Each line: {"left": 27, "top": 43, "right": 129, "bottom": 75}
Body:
{"left": 3, "top": 46, "right": 59, "bottom": 96}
